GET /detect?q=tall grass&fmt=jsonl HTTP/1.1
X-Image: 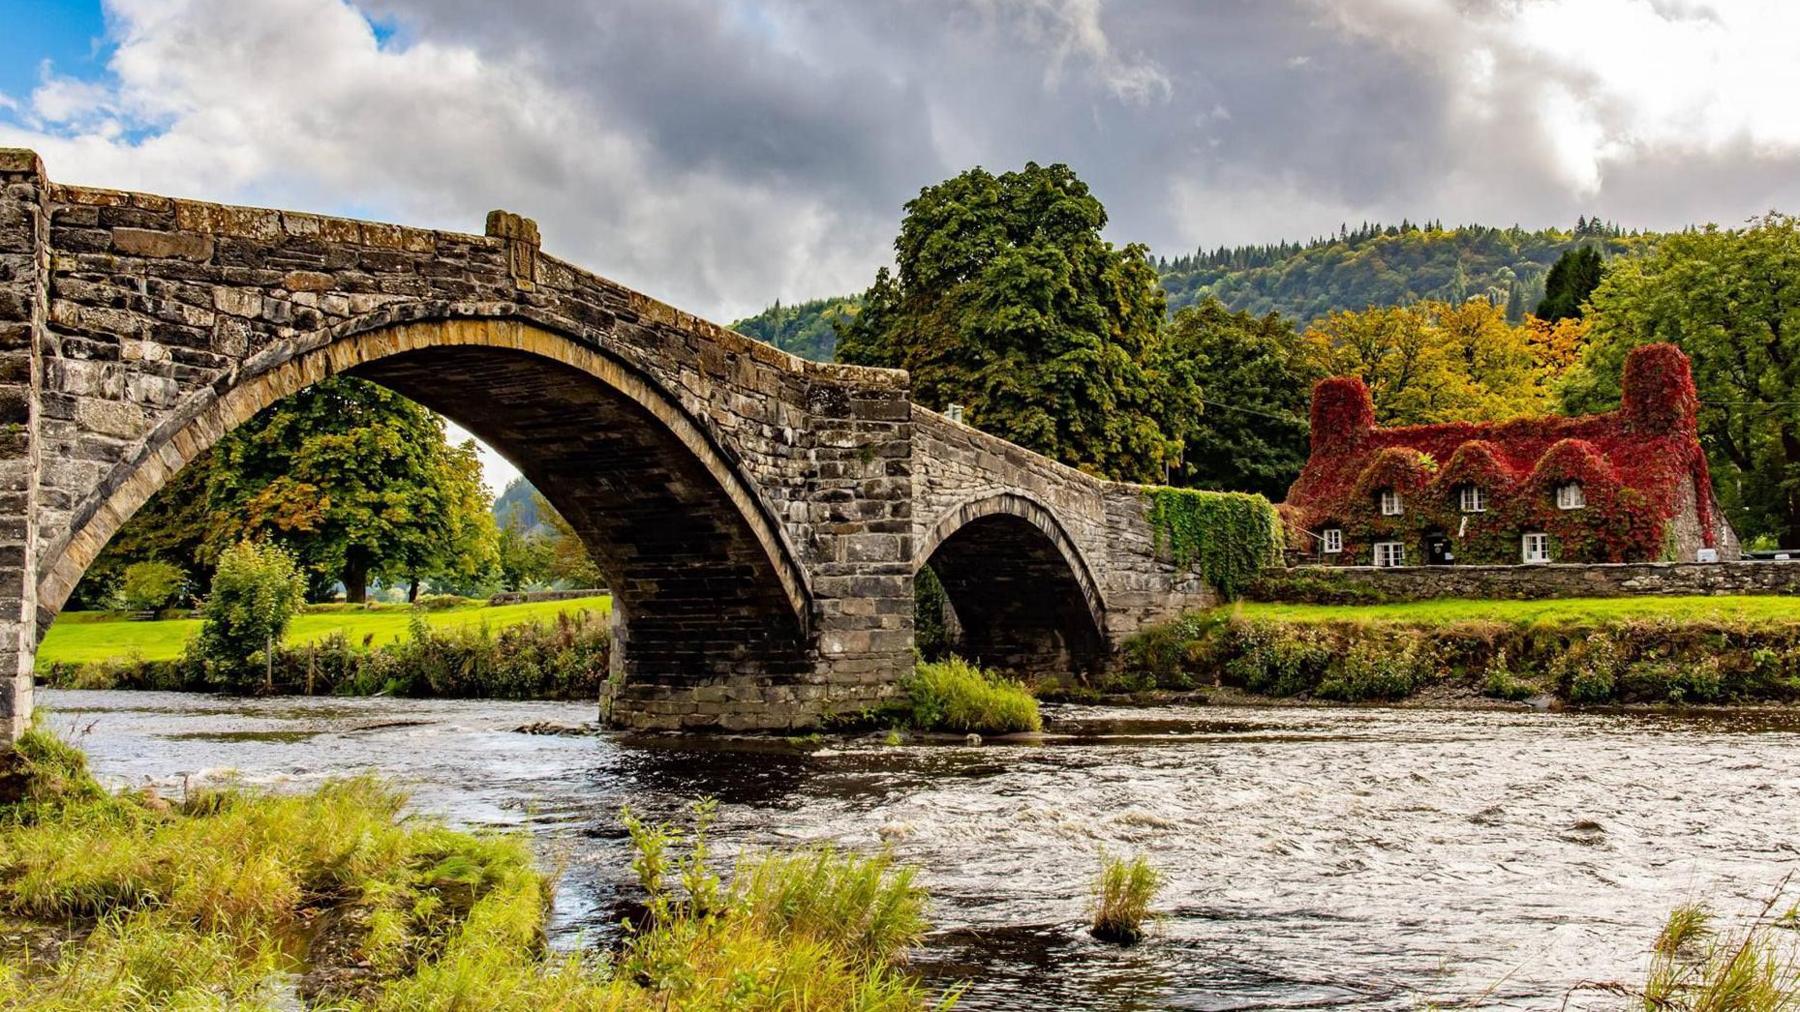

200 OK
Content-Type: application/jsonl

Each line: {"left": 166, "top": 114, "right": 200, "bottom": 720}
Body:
{"left": 0, "top": 729, "right": 957, "bottom": 1010}
{"left": 1089, "top": 852, "right": 1159, "bottom": 945}
{"left": 901, "top": 656, "right": 1041, "bottom": 734}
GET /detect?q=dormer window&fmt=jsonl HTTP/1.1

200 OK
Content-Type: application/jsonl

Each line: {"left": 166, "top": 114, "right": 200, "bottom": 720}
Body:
{"left": 1321, "top": 528, "right": 1343, "bottom": 554}
{"left": 1379, "top": 489, "right": 1403, "bottom": 516}
{"left": 1555, "top": 481, "right": 1586, "bottom": 510}
{"left": 1459, "top": 485, "right": 1487, "bottom": 513}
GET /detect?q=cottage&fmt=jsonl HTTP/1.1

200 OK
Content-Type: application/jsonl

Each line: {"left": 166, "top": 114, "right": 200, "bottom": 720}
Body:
{"left": 1279, "top": 343, "right": 1738, "bottom": 567}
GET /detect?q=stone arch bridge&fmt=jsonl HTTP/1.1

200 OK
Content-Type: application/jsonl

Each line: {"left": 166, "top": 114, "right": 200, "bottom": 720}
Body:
{"left": 0, "top": 151, "right": 1214, "bottom": 736}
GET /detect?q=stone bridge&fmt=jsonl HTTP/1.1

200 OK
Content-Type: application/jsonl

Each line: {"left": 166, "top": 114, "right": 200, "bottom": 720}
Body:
{"left": 0, "top": 150, "right": 1214, "bottom": 736}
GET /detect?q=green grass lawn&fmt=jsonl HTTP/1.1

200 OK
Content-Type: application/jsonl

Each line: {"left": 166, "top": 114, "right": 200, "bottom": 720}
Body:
{"left": 36, "top": 595, "right": 612, "bottom": 668}
{"left": 1232, "top": 595, "right": 1800, "bottom": 626}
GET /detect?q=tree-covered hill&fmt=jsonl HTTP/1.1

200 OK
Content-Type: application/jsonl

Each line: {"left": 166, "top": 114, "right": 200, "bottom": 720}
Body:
{"left": 1157, "top": 218, "right": 1646, "bottom": 324}
{"left": 730, "top": 218, "right": 1648, "bottom": 360}
{"left": 730, "top": 295, "right": 860, "bottom": 361}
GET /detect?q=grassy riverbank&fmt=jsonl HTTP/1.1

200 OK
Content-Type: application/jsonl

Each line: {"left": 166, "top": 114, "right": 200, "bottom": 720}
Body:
{"left": 37, "top": 595, "right": 612, "bottom": 668}
{"left": 39, "top": 607, "right": 613, "bottom": 700}
{"left": 1108, "top": 598, "right": 1800, "bottom": 707}
{"left": 1235, "top": 595, "right": 1800, "bottom": 626}
{"left": 0, "top": 728, "right": 948, "bottom": 1009}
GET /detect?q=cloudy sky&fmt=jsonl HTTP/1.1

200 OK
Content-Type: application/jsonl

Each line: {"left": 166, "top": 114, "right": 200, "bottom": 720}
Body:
{"left": 5, "top": 0, "right": 1799, "bottom": 487}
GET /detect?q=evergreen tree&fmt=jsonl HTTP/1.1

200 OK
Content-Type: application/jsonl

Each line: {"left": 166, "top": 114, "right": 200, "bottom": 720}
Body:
{"left": 1536, "top": 246, "right": 1604, "bottom": 322}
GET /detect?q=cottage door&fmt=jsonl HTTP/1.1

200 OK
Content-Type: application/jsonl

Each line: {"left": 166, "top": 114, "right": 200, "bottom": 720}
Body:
{"left": 1425, "top": 532, "right": 1454, "bottom": 566}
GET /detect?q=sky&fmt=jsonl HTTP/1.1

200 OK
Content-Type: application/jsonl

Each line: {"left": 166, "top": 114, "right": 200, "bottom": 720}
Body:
{"left": 5, "top": 0, "right": 1800, "bottom": 491}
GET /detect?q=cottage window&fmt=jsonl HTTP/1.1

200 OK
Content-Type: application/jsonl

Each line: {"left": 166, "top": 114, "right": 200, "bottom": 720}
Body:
{"left": 1522, "top": 532, "right": 1551, "bottom": 564}
{"left": 1379, "top": 488, "right": 1403, "bottom": 516}
{"left": 1373, "top": 541, "right": 1406, "bottom": 567}
{"left": 1555, "top": 481, "right": 1586, "bottom": 510}
{"left": 1459, "top": 485, "right": 1487, "bottom": 513}
{"left": 1321, "top": 528, "right": 1343, "bottom": 554}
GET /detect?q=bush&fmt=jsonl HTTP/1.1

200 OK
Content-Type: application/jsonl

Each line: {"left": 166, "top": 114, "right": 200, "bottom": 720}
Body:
{"left": 194, "top": 541, "right": 306, "bottom": 691}
{"left": 116, "top": 561, "right": 186, "bottom": 614}
{"left": 1481, "top": 651, "right": 1534, "bottom": 701}
{"left": 900, "top": 657, "right": 1041, "bottom": 734}
{"left": 1559, "top": 632, "right": 1621, "bottom": 704}
{"left": 1315, "top": 638, "right": 1425, "bottom": 701}
{"left": 1090, "top": 853, "right": 1159, "bottom": 945}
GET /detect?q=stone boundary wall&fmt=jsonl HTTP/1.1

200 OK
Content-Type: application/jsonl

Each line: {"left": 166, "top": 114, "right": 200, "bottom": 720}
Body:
{"left": 487, "top": 588, "right": 608, "bottom": 607}
{"left": 1254, "top": 561, "right": 1800, "bottom": 603}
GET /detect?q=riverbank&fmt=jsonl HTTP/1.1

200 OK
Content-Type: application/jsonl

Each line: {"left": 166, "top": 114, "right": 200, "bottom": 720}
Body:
{"left": 38, "top": 605, "right": 612, "bottom": 700}
{"left": 37, "top": 595, "right": 613, "bottom": 667}
{"left": 1075, "top": 595, "right": 1800, "bottom": 709}
{"left": 0, "top": 725, "right": 947, "bottom": 1009}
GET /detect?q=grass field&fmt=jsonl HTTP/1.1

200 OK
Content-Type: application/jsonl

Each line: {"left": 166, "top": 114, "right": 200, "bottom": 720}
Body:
{"left": 1233, "top": 595, "right": 1800, "bottom": 626}
{"left": 36, "top": 595, "right": 612, "bottom": 668}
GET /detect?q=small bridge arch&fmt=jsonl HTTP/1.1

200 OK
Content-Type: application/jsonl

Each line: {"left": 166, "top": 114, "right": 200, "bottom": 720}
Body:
{"left": 917, "top": 492, "right": 1108, "bottom": 676}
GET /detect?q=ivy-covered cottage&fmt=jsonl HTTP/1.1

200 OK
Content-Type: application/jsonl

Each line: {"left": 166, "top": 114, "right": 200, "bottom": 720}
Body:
{"left": 1279, "top": 343, "right": 1739, "bottom": 567}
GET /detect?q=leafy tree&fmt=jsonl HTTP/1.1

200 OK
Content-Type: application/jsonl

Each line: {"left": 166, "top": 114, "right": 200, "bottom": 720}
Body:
{"left": 1536, "top": 245, "right": 1604, "bottom": 321}
{"left": 1564, "top": 214, "right": 1800, "bottom": 544}
{"left": 205, "top": 377, "right": 496, "bottom": 603}
{"left": 495, "top": 519, "right": 553, "bottom": 592}
{"left": 117, "top": 560, "right": 186, "bottom": 613}
{"left": 836, "top": 162, "right": 1198, "bottom": 482}
{"left": 1159, "top": 299, "right": 1327, "bottom": 498}
{"left": 1303, "top": 299, "right": 1546, "bottom": 425}
{"left": 533, "top": 494, "right": 605, "bottom": 588}
{"left": 194, "top": 539, "right": 306, "bottom": 689}
{"left": 73, "top": 459, "right": 213, "bottom": 609}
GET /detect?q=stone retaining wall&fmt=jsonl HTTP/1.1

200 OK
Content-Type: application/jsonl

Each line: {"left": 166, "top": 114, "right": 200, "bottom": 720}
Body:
{"left": 1254, "top": 561, "right": 1800, "bottom": 603}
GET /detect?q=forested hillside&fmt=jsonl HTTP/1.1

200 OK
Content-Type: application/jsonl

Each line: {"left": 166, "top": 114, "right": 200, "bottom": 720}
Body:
{"left": 1158, "top": 218, "right": 1645, "bottom": 323}
{"left": 731, "top": 217, "right": 1647, "bottom": 360}
{"left": 730, "top": 295, "right": 860, "bottom": 361}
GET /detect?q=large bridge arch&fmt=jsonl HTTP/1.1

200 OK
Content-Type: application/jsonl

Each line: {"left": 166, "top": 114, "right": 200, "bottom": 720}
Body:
{"left": 38, "top": 313, "right": 817, "bottom": 706}
{"left": 917, "top": 491, "right": 1108, "bottom": 675}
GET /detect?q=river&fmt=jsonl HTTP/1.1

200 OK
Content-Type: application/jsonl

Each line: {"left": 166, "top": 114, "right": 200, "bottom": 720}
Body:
{"left": 36, "top": 689, "right": 1800, "bottom": 1010}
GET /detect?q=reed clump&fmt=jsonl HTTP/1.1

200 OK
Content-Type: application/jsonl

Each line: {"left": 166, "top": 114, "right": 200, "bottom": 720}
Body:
{"left": 1090, "top": 852, "right": 1160, "bottom": 945}
{"left": 901, "top": 656, "right": 1042, "bottom": 734}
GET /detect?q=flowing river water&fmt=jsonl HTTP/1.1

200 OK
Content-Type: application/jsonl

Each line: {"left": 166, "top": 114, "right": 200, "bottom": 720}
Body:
{"left": 36, "top": 689, "right": 1800, "bottom": 1010}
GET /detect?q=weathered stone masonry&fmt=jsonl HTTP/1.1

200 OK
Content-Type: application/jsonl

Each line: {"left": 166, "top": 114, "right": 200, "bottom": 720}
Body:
{"left": 1, "top": 150, "right": 1216, "bottom": 736}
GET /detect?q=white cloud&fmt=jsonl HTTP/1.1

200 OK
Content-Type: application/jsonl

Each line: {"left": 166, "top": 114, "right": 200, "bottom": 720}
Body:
{"left": 0, "top": 0, "right": 890, "bottom": 323}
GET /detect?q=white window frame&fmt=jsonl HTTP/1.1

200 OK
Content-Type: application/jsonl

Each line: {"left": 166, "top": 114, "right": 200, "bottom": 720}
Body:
{"left": 1555, "top": 481, "right": 1586, "bottom": 510}
{"left": 1379, "top": 489, "right": 1403, "bottom": 516}
{"left": 1460, "top": 485, "right": 1487, "bottom": 513}
{"left": 1522, "top": 532, "right": 1551, "bottom": 564}
{"left": 1373, "top": 541, "right": 1406, "bottom": 568}
{"left": 1321, "top": 528, "right": 1343, "bottom": 554}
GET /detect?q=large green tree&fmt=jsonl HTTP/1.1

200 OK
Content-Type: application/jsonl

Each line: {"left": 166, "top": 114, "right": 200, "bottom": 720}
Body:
{"left": 836, "top": 162, "right": 1197, "bottom": 482}
{"left": 205, "top": 377, "right": 498, "bottom": 603}
{"left": 1536, "top": 245, "right": 1603, "bottom": 322}
{"left": 1562, "top": 213, "right": 1800, "bottom": 544}
{"left": 1160, "top": 299, "right": 1325, "bottom": 499}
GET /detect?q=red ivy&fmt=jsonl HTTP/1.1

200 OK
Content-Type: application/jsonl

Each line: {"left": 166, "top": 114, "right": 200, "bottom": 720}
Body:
{"left": 1284, "top": 343, "right": 1719, "bottom": 563}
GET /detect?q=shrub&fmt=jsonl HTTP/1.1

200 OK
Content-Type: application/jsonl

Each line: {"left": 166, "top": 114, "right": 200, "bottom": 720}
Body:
{"left": 1559, "top": 632, "right": 1622, "bottom": 704}
{"left": 194, "top": 541, "right": 306, "bottom": 691}
{"left": 901, "top": 657, "right": 1041, "bottom": 734}
{"left": 116, "top": 561, "right": 186, "bottom": 614}
{"left": 1481, "top": 651, "right": 1534, "bottom": 701}
{"left": 1220, "top": 620, "right": 1332, "bottom": 696}
{"left": 1090, "top": 852, "right": 1159, "bottom": 945}
{"left": 1315, "top": 637, "right": 1425, "bottom": 701}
